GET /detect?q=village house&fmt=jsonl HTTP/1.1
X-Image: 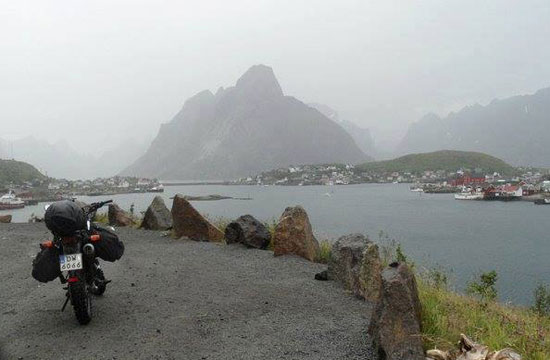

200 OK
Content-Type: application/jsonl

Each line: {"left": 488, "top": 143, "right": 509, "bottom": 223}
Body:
{"left": 450, "top": 173, "right": 486, "bottom": 187}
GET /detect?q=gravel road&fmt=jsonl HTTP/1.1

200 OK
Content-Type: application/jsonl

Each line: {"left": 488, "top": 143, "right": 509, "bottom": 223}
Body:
{"left": 0, "top": 223, "right": 374, "bottom": 360}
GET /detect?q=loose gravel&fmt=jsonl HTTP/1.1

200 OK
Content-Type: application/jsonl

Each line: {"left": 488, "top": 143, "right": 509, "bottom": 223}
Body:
{"left": 0, "top": 223, "right": 375, "bottom": 360}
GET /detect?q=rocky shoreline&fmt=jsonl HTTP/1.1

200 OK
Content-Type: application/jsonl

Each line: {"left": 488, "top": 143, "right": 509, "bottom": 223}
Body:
{"left": 0, "top": 195, "right": 524, "bottom": 359}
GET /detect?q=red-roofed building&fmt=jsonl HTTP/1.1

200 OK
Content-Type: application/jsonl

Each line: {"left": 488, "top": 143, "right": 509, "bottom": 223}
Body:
{"left": 450, "top": 174, "right": 486, "bottom": 187}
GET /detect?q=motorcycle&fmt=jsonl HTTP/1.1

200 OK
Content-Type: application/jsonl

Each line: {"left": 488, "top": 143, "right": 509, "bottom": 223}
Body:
{"left": 41, "top": 200, "right": 114, "bottom": 325}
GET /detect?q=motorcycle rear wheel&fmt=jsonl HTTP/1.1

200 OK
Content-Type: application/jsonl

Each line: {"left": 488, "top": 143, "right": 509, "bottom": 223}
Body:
{"left": 70, "top": 281, "right": 92, "bottom": 325}
{"left": 90, "top": 267, "right": 107, "bottom": 296}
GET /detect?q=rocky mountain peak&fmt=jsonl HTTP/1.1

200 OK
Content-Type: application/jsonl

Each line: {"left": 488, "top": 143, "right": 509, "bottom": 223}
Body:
{"left": 235, "top": 64, "right": 283, "bottom": 98}
{"left": 122, "top": 65, "right": 369, "bottom": 180}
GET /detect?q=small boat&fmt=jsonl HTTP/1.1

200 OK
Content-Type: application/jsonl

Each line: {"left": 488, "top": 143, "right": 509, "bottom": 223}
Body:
{"left": 534, "top": 198, "right": 550, "bottom": 205}
{"left": 149, "top": 185, "right": 165, "bottom": 193}
{"left": 0, "top": 192, "right": 25, "bottom": 210}
{"left": 454, "top": 187, "right": 484, "bottom": 200}
{"left": 410, "top": 187, "right": 424, "bottom": 192}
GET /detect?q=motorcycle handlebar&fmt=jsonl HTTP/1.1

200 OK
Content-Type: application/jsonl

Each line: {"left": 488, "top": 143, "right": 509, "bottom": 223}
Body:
{"left": 87, "top": 200, "right": 113, "bottom": 213}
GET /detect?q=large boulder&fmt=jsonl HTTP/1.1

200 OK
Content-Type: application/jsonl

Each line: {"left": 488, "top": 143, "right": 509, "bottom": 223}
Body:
{"left": 0, "top": 215, "right": 12, "bottom": 223}
{"left": 108, "top": 203, "right": 135, "bottom": 227}
{"left": 367, "top": 262, "right": 424, "bottom": 360}
{"left": 171, "top": 194, "right": 224, "bottom": 242}
{"left": 273, "top": 206, "right": 320, "bottom": 261}
{"left": 225, "top": 214, "right": 271, "bottom": 249}
{"left": 141, "top": 196, "right": 172, "bottom": 230}
{"left": 328, "top": 233, "right": 382, "bottom": 302}
{"left": 360, "top": 242, "right": 383, "bottom": 302}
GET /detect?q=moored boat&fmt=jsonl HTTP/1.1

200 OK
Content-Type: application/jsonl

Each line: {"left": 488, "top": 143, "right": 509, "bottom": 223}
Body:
{"left": 410, "top": 184, "right": 424, "bottom": 192}
{"left": 149, "top": 184, "right": 165, "bottom": 193}
{"left": 0, "top": 192, "right": 25, "bottom": 210}
{"left": 454, "top": 192, "right": 484, "bottom": 200}
{"left": 454, "top": 187, "right": 484, "bottom": 200}
{"left": 534, "top": 198, "right": 550, "bottom": 205}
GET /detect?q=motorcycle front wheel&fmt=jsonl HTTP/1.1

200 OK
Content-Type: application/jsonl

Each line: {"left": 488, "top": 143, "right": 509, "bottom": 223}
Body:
{"left": 69, "top": 281, "right": 92, "bottom": 325}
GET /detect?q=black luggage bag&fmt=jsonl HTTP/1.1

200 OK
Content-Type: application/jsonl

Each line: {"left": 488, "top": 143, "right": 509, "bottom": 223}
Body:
{"left": 31, "top": 246, "right": 62, "bottom": 283}
{"left": 92, "top": 223, "right": 125, "bottom": 262}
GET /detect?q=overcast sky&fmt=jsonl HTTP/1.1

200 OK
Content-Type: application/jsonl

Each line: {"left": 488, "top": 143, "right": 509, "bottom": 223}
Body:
{"left": 1, "top": 0, "right": 549, "bottom": 153}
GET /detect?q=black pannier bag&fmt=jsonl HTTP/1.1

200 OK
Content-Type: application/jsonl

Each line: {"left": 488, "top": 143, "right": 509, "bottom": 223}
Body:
{"left": 44, "top": 200, "right": 87, "bottom": 236}
{"left": 31, "top": 246, "right": 61, "bottom": 283}
{"left": 91, "top": 224, "right": 125, "bottom": 262}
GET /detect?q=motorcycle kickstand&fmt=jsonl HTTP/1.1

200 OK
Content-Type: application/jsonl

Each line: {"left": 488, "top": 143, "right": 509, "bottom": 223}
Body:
{"left": 61, "top": 292, "right": 70, "bottom": 312}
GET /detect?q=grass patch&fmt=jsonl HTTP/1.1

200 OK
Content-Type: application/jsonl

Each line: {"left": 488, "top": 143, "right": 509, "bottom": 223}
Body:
{"left": 379, "top": 238, "right": 549, "bottom": 359}
{"left": 93, "top": 212, "right": 109, "bottom": 225}
{"left": 264, "top": 218, "right": 278, "bottom": 250}
{"left": 130, "top": 216, "right": 142, "bottom": 229}
{"left": 318, "top": 240, "right": 332, "bottom": 264}
{"left": 205, "top": 215, "right": 232, "bottom": 233}
{"left": 418, "top": 277, "right": 550, "bottom": 359}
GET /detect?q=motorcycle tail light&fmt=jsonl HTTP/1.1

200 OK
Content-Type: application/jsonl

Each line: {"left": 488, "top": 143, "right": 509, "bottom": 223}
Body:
{"left": 90, "top": 234, "right": 101, "bottom": 242}
{"left": 61, "top": 236, "right": 77, "bottom": 245}
{"left": 41, "top": 241, "right": 54, "bottom": 249}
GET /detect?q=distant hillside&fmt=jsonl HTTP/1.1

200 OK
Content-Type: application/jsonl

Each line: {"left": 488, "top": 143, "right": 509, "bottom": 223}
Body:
{"left": 355, "top": 150, "right": 516, "bottom": 175}
{"left": 122, "top": 65, "right": 369, "bottom": 180}
{"left": 0, "top": 159, "right": 47, "bottom": 186}
{"left": 398, "top": 87, "right": 550, "bottom": 167}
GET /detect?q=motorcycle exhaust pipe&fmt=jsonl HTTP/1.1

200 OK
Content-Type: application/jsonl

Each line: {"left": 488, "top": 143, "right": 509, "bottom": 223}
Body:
{"left": 83, "top": 243, "right": 95, "bottom": 256}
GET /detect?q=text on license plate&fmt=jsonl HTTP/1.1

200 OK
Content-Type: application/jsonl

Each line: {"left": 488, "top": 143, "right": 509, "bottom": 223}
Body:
{"left": 59, "top": 253, "right": 83, "bottom": 271}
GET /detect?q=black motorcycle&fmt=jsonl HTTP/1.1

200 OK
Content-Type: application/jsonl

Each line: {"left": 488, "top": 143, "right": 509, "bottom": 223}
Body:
{"left": 42, "top": 200, "right": 114, "bottom": 325}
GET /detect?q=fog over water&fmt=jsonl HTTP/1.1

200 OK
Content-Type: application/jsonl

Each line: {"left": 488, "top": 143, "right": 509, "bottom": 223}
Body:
{"left": 2, "top": 0, "right": 550, "bottom": 154}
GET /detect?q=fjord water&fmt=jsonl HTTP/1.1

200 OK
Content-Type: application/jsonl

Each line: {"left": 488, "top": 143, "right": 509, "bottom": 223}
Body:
{"left": 5, "top": 183, "right": 549, "bottom": 305}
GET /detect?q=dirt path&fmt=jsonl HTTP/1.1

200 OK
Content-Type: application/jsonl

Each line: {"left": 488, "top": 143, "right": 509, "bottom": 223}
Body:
{"left": 0, "top": 223, "right": 374, "bottom": 360}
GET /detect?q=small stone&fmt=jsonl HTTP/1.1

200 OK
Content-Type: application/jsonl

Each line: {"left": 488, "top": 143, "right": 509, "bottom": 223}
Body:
{"left": 314, "top": 270, "right": 328, "bottom": 281}
{"left": 0, "top": 214, "right": 13, "bottom": 223}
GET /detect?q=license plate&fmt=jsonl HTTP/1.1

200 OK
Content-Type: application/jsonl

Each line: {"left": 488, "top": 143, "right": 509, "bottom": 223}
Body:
{"left": 59, "top": 253, "right": 83, "bottom": 271}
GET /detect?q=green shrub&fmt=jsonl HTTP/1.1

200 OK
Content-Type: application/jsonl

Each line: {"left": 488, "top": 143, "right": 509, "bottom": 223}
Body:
{"left": 532, "top": 284, "right": 550, "bottom": 316}
{"left": 466, "top": 270, "right": 498, "bottom": 303}
{"left": 395, "top": 244, "right": 408, "bottom": 264}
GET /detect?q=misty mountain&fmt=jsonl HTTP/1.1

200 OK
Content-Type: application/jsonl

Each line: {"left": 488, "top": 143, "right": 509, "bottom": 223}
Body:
{"left": 308, "top": 103, "right": 376, "bottom": 157}
{"left": 0, "top": 137, "right": 146, "bottom": 179}
{"left": 398, "top": 87, "right": 550, "bottom": 167}
{"left": 122, "top": 65, "right": 370, "bottom": 180}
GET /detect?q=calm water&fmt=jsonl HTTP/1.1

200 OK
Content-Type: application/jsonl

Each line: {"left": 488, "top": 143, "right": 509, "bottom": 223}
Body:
{"left": 3, "top": 183, "right": 549, "bottom": 305}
